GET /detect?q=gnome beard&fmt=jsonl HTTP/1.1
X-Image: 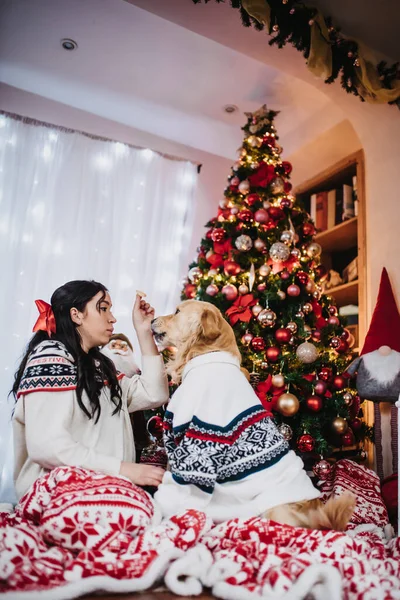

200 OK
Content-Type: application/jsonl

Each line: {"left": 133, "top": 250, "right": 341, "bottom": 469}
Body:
{"left": 363, "top": 348, "right": 400, "bottom": 386}
{"left": 101, "top": 343, "right": 141, "bottom": 378}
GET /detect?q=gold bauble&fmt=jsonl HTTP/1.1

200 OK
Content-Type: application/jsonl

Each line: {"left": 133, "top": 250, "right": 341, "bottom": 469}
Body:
{"left": 331, "top": 417, "right": 349, "bottom": 435}
{"left": 276, "top": 392, "right": 300, "bottom": 417}
{"left": 271, "top": 373, "right": 285, "bottom": 388}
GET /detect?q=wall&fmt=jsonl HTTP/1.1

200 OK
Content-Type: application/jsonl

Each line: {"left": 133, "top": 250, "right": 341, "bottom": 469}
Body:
{"left": 0, "top": 83, "right": 231, "bottom": 273}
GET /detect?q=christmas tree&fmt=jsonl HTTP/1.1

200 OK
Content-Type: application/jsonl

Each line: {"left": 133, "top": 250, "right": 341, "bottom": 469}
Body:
{"left": 181, "top": 105, "right": 371, "bottom": 469}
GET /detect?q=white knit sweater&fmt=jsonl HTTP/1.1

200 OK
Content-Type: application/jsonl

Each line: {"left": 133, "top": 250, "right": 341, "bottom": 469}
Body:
{"left": 154, "top": 352, "right": 320, "bottom": 523}
{"left": 13, "top": 340, "right": 168, "bottom": 499}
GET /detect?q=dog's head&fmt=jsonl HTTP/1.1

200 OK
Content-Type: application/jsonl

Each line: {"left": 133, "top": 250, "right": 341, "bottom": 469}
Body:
{"left": 152, "top": 300, "right": 241, "bottom": 383}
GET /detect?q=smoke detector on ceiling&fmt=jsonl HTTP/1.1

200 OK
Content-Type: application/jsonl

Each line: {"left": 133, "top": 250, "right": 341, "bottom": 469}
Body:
{"left": 223, "top": 104, "right": 238, "bottom": 114}
{"left": 61, "top": 39, "right": 78, "bottom": 51}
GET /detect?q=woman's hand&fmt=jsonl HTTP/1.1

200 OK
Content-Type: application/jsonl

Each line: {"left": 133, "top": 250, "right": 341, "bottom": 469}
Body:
{"left": 132, "top": 294, "right": 155, "bottom": 333}
{"left": 119, "top": 461, "right": 165, "bottom": 487}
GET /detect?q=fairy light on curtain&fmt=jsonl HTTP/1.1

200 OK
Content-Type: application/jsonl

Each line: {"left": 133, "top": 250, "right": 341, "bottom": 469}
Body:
{"left": 0, "top": 112, "right": 198, "bottom": 503}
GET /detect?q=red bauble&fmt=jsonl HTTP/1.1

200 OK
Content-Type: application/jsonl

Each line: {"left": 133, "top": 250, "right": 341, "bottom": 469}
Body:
{"left": 313, "top": 459, "right": 332, "bottom": 480}
{"left": 257, "top": 283, "right": 267, "bottom": 291}
{"left": 341, "top": 431, "right": 355, "bottom": 447}
{"left": 184, "top": 284, "right": 197, "bottom": 299}
{"left": 147, "top": 415, "right": 164, "bottom": 442}
{"left": 284, "top": 182, "right": 292, "bottom": 193}
{"left": 222, "top": 284, "right": 238, "bottom": 301}
{"left": 328, "top": 306, "right": 338, "bottom": 316}
{"left": 337, "top": 339, "right": 349, "bottom": 354}
{"left": 333, "top": 375, "right": 346, "bottom": 390}
{"left": 280, "top": 198, "right": 292, "bottom": 209}
{"left": 341, "top": 328, "right": 350, "bottom": 341}
{"left": 311, "top": 330, "right": 322, "bottom": 342}
{"left": 238, "top": 208, "right": 253, "bottom": 222}
{"left": 302, "top": 222, "right": 315, "bottom": 236}
{"left": 265, "top": 346, "right": 281, "bottom": 362}
{"left": 297, "top": 434, "right": 315, "bottom": 453}
{"left": 318, "top": 367, "right": 332, "bottom": 382}
{"left": 275, "top": 328, "right": 292, "bottom": 344}
{"left": 330, "top": 336, "right": 342, "bottom": 349}
{"left": 296, "top": 271, "right": 309, "bottom": 285}
{"left": 254, "top": 209, "right": 270, "bottom": 224}
{"left": 314, "top": 380, "right": 328, "bottom": 396}
{"left": 211, "top": 228, "right": 226, "bottom": 243}
{"left": 251, "top": 337, "right": 266, "bottom": 352}
{"left": 306, "top": 395, "right": 323, "bottom": 412}
{"left": 328, "top": 315, "right": 340, "bottom": 326}
{"left": 206, "top": 229, "right": 213, "bottom": 240}
{"left": 246, "top": 193, "right": 260, "bottom": 206}
{"left": 350, "top": 418, "right": 362, "bottom": 431}
{"left": 224, "top": 260, "right": 241, "bottom": 276}
{"left": 287, "top": 284, "right": 301, "bottom": 297}
{"left": 262, "top": 134, "right": 275, "bottom": 146}
{"left": 268, "top": 206, "right": 284, "bottom": 221}
{"left": 282, "top": 161, "right": 293, "bottom": 175}
{"left": 315, "top": 264, "right": 328, "bottom": 280}
{"left": 280, "top": 270, "right": 290, "bottom": 280}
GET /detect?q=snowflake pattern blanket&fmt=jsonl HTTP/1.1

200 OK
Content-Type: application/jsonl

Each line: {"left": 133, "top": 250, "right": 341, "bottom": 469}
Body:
{"left": 1, "top": 460, "right": 399, "bottom": 600}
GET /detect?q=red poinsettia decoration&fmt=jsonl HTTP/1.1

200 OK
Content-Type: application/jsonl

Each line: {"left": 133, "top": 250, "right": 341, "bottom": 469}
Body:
{"left": 248, "top": 163, "right": 276, "bottom": 188}
{"left": 225, "top": 294, "right": 255, "bottom": 325}
{"left": 311, "top": 299, "right": 327, "bottom": 329}
{"left": 255, "top": 375, "right": 282, "bottom": 412}
{"left": 213, "top": 239, "right": 232, "bottom": 255}
{"left": 206, "top": 253, "right": 224, "bottom": 268}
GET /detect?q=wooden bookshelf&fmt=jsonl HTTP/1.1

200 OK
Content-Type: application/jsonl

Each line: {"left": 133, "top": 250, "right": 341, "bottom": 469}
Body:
{"left": 295, "top": 150, "right": 367, "bottom": 341}
{"left": 325, "top": 280, "right": 359, "bottom": 307}
{"left": 295, "top": 150, "right": 373, "bottom": 466}
{"left": 315, "top": 217, "right": 358, "bottom": 253}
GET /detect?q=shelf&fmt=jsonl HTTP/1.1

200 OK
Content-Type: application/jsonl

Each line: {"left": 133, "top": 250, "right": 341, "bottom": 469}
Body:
{"left": 315, "top": 217, "right": 358, "bottom": 253}
{"left": 324, "top": 280, "right": 358, "bottom": 307}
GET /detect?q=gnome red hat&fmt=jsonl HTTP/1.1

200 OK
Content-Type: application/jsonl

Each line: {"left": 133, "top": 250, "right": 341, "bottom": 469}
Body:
{"left": 360, "top": 268, "right": 400, "bottom": 355}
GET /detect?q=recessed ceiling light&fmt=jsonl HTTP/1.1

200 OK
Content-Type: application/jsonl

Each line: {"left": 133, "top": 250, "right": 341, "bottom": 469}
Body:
{"left": 61, "top": 38, "right": 78, "bottom": 51}
{"left": 224, "top": 104, "right": 238, "bottom": 114}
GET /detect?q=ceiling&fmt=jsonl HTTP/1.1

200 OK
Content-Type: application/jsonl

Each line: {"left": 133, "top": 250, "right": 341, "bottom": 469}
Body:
{"left": 1, "top": 0, "right": 393, "bottom": 159}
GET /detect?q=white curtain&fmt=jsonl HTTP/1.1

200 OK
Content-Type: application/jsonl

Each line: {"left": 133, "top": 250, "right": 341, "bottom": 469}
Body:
{"left": 0, "top": 112, "right": 198, "bottom": 503}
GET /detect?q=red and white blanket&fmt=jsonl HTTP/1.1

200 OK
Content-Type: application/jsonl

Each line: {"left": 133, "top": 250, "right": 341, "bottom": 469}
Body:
{"left": 1, "top": 460, "right": 399, "bottom": 600}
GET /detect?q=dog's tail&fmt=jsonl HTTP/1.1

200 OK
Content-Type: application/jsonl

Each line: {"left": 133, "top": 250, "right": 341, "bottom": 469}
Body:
{"left": 297, "top": 491, "right": 356, "bottom": 532}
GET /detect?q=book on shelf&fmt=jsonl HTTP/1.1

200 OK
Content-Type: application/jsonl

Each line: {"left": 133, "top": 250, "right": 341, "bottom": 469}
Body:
{"left": 310, "top": 193, "right": 317, "bottom": 223}
{"left": 343, "top": 183, "right": 355, "bottom": 220}
{"left": 352, "top": 175, "right": 359, "bottom": 217}
{"left": 315, "top": 191, "right": 328, "bottom": 231}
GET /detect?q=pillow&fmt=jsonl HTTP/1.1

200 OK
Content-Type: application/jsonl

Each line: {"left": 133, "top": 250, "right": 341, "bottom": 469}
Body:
{"left": 16, "top": 466, "right": 156, "bottom": 552}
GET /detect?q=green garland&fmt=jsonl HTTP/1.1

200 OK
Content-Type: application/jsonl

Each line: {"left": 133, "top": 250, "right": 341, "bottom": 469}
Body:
{"left": 191, "top": 0, "right": 400, "bottom": 109}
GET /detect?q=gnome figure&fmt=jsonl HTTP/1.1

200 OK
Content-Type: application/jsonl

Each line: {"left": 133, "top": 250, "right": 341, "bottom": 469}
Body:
{"left": 347, "top": 268, "right": 400, "bottom": 485}
{"left": 101, "top": 333, "right": 141, "bottom": 378}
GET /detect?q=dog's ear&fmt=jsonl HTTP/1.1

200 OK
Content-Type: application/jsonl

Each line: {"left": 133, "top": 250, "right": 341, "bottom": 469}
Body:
{"left": 200, "top": 307, "right": 221, "bottom": 341}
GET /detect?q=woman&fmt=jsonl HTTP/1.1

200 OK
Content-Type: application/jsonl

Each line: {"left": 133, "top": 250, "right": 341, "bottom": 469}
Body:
{"left": 12, "top": 280, "right": 168, "bottom": 499}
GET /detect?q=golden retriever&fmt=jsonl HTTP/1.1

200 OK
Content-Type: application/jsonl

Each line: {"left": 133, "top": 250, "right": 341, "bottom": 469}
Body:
{"left": 152, "top": 300, "right": 356, "bottom": 531}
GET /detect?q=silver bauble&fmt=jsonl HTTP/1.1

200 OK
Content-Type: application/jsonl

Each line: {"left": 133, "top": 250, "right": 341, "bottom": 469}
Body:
{"left": 259, "top": 264, "right": 271, "bottom": 277}
{"left": 248, "top": 135, "right": 262, "bottom": 148}
{"left": 280, "top": 230, "right": 295, "bottom": 245}
{"left": 270, "top": 177, "right": 285, "bottom": 195}
{"left": 296, "top": 342, "right": 318, "bottom": 364}
{"left": 291, "top": 248, "right": 301, "bottom": 259}
{"left": 278, "top": 423, "right": 293, "bottom": 440}
{"left": 287, "top": 321, "right": 298, "bottom": 334}
{"left": 238, "top": 284, "right": 249, "bottom": 295}
{"left": 306, "top": 242, "right": 322, "bottom": 258}
{"left": 270, "top": 242, "right": 290, "bottom": 262}
{"left": 235, "top": 234, "right": 253, "bottom": 252}
{"left": 238, "top": 180, "right": 250, "bottom": 195}
{"left": 252, "top": 304, "right": 263, "bottom": 317}
{"left": 263, "top": 200, "right": 271, "bottom": 210}
{"left": 303, "top": 302, "right": 313, "bottom": 314}
{"left": 188, "top": 266, "right": 202, "bottom": 283}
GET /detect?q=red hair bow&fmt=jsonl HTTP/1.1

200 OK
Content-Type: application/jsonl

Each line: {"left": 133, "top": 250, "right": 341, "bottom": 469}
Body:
{"left": 32, "top": 300, "right": 56, "bottom": 337}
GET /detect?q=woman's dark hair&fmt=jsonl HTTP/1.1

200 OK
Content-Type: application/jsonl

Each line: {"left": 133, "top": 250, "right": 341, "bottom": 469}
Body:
{"left": 12, "top": 280, "right": 122, "bottom": 422}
